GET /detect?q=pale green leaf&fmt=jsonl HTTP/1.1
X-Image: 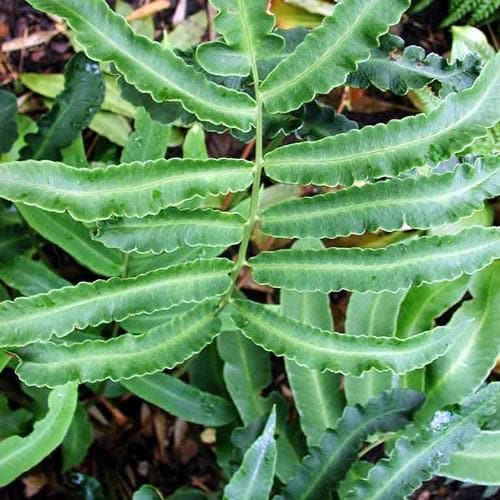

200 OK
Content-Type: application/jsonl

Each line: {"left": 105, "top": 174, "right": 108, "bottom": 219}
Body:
{"left": 89, "top": 110, "right": 131, "bottom": 146}
{"left": 261, "top": 158, "right": 500, "bottom": 239}
{"left": 19, "top": 73, "right": 136, "bottom": 118}
{"left": 0, "top": 258, "right": 232, "bottom": 347}
{"left": 418, "top": 262, "right": 500, "bottom": 420}
{"left": 282, "top": 239, "right": 344, "bottom": 446}
{"left": 0, "top": 158, "right": 254, "bottom": 222}
{"left": 217, "top": 330, "right": 273, "bottom": 425}
{"left": 15, "top": 300, "right": 223, "bottom": 387}
{"left": 441, "top": 430, "right": 500, "bottom": 485}
{"left": 0, "top": 383, "right": 78, "bottom": 487}
{"left": 18, "top": 204, "right": 123, "bottom": 277}
{"left": 26, "top": 0, "right": 256, "bottom": 131}
{"left": 264, "top": 55, "right": 500, "bottom": 186}
{"left": 250, "top": 226, "right": 500, "bottom": 293}
{"left": 345, "top": 384, "right": 500, "bottom": 500}
{"left": 344, "top": 291, "right": 406, "bottom": 407}
{"left": 121, "top": 107, "right": 170, "bottom": 163}
{"left": 276, "top": 389, "right": 423, "bottom": 500}
{"left": 93, "top": 208, "right": 246, "bottom": 254}
{"left": 261, "top": 0, "right": 410, "bottom": 113}
{"left": 196, "top": 0, "right": 283, "bottom": 78}
{"left": 230, "top": 298, "right": 468, "bottom": 376}
{"left": 122, "top": 372, "right": 237, "bottom": 426}
{"left": 0, "top": 256, "right": 68, "bottom": 296}
{"left": 224, "top": 408, "right": 277, "bottom": 500}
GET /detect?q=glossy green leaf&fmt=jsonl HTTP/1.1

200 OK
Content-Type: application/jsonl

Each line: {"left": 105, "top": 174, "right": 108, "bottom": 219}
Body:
{"left": 21, "top": 53, "right": 105, "bottom": 161}
{"left": 0, "top": 256, "right": 68, "bottom": 295}
{"left": 122, "top": 372, "right": 237, "bottom": 426}
{"left": 277, "top": 389, "right": 423, "bottom": 500}
{"left": 62, "top": 402, "right": 93, "bottom": 472}
{"left": 93, "top": 208, "right": 246, "bottom": 254}
{"left": 261, "top": 158, "right": 500, "bottom": 239}
{"left": 15, "top": 300, "right": 222, "bottom": 387}
{"left": 0, "top": 258, "right": 232, "bottom": 347}
{"left": 282, "top": 239, "right": 344, "bottom": 446}
{"left": 224, "top": 408, "right": 277, "bottom": 500}
{"left": 345, "top": 384, "right": 500, "bottom": 500}
{"left": 0, "top": 158, "right": 253, "bottom": 222}
{"left": 396, "top": 275, "right": 470, "bottom": 392}
{"left": 230, "top": 298, "right": 468, "bottom": 376}
{"left": 18, "top": 205, "right": 123, "bottom": 277}
{"left": 250, "top": 226, "right": 500, "bottom": 293}
{"left": 0, "top": 226, "right": 32, "bottom": 262}
{"left": 264, "top": 55, "right": 500, "bottom": 186}
{"left": 217, "top": 330, "right": 273, "bottom": 425}
{"left": 441, "top": 430, "right": 500, "bottom": 485}
{"left": 0, "top": 383, "right": 78, "bottom": 487}
{"left": 344, "top": 291, "right": 406, "bottom": 407}
{"left": 348, "top": 34, "right": 481, "bottom": 96}
{"left": 121, "top": 107, "right": 170, "bottom": 163}
{"left": 19, "top": 72, "right": 136, "bottom": 118}
{"left": 196, "top": 0, "right": 283, "bottom": 77}
{"left": 0, "top": 90, "right": 18, "bottom": 154}
{"left": 418, "top": 262, "right": 500, "bottom": 420}
{"left": 26, "top": 0, "right": 256, "bottom": 131}
{"left": 261, "top": 0, "right": 410, "bottom": 113}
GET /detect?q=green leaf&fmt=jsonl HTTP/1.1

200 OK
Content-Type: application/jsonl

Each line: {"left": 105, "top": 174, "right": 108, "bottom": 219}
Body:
{"left": 282, "top": 239, "right": 344, "bottom": 446}
{"left": 417, "top": 262, "right": 500, "bottom": 420}
{"left": 395, "top": 275, "right": 470, "bottom": 392}
{"left": 183, "top": 123, "right": 208, "bottom": 160}
{"left": 344, "top": 291, "right": 406, "bottom": 407}
{"left": 224, "top": 407, "right": 277, "bottom": 500}
{"left": 17, "top": 205, "right": 123, "bottom": 277}
{"left": 396, "top": 275, "right": 471, "bottom": 339}
{"left": 345, "top": 384, "right": 500, "bottom": 500}
{"left": 260, "top": 0, "right": 410, "bottom": 113}
{"left": 451, "top": 26, "right": 495, "bottom": 63}
{"left": 0, "top": 158, "right": 254, "bottom": 222}
{"left": 122, "top": 372, "right": 236, "bottom": 426}
{"left": 347, "top": 34, "right": 481, "bottom": 96}
{"left": 0, "top": 114, "right": 36, "bottom": 162}
{"left": 19, "top": 72, "right": 136, "bottom": 118}
{"left": 264, "top": 55, "right": 500, "bottom": 186}
{"left": 93, "top": 208, "right": 246, "bottom": 254}
{"left": 0, "top": 394, "right": 32, "bottom": 439}
{"left": 15, "top": 300, "right": 222, "bottom": 387}
{"left": 62, "top": 135, "right": 89, "bottom": 168}
{"left": 230, "top": 298, "right": 468, "bottom": 376}
{"left": 62, "top": 402, "right": 93, "bottom": 472}
{"left": 121, "top": 107, "right": 170, "bottom": 163}
{"left": 21, "top": 53, "right": 105, "bottom": 161}
{"left": 0, "top": 90, "right": 18, "bottom": 154}
{"left": 133, "top": 485, "right": 164, "bottom": 500}
{"left": 0, "top": 382, "right": 78, "bottom": 487}
{"left": 196, "top": 0, "right": 284, "bottom": 77}
{"left": 250, "top": 226, "right": 500, "bottom": 293}
{"left": 261, "top": 158, "right": 500, "bottom": 239}
{"left": 26, "top": 0, "right": 256, "bottom": 131}
{"left": 89, "top": 109, "right": 132, "bottom": 146}
{"left": 277, "top": 389, "right": 423, "bottom": 500}
{"left": 0, "top": 226, "right": 32, "bottom": 262}
{"left": 188, "top": 342, "right": 227, "bottom": 397}
{"left": 0, "top": 258, "right": 232, "bottom": 347}
{"left": 441, "top": 430, "right": 500, "bottom": 485}
{"left": 0, "top": 256, "right": 68, "bottom": 295}
{"left": 217, "top": 330, "right": 272, "bottom": 425}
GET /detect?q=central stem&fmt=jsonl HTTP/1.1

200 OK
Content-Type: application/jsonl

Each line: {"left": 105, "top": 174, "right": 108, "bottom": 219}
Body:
{"left": 230, "top": 92, "right": 264, "bottom": 285}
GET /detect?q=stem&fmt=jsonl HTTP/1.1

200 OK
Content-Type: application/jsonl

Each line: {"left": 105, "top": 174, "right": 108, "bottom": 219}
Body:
{"left": 221, "top": 46, "right": 264, "bottom": 305}
{"left": 230, "top": 93, "right": 263, "bottom": 284}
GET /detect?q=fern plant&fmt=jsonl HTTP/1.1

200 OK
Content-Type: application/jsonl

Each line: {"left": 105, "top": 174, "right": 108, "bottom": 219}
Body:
{"left": 0, "top": 0, "right": 499, "bottom": 497}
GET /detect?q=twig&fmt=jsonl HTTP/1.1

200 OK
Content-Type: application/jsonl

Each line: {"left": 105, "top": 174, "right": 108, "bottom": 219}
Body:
{"left": 126, "top": 0, "right": 171, "bottom": 22}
